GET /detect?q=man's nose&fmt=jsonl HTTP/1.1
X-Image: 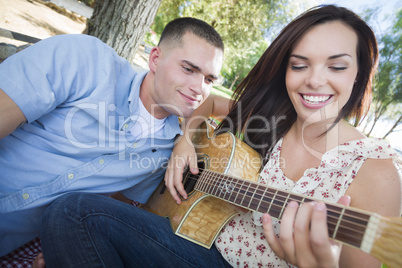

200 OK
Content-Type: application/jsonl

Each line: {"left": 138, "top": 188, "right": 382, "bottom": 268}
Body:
{"left": 189, "top": 74, "right": 205, "bottom": 95}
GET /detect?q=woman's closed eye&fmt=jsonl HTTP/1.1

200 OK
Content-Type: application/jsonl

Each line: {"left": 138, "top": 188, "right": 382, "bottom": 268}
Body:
{"left": 329, "top": 66, "right": 348, "bottom": 71}
{"left": 290, "top": 65, "right": 307, "bottom": 71}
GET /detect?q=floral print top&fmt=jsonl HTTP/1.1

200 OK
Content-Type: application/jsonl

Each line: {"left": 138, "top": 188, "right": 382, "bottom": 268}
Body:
{"left": 214, "top": 137, "right": 401, "bottom": 268}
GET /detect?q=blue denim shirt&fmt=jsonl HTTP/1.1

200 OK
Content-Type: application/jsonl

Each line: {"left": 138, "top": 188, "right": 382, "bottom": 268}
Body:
{"left": 0, "top": 35, "right": 182, "bottom": 255}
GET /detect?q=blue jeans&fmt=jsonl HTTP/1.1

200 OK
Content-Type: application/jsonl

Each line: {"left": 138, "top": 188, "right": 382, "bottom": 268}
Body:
{"left": 41, "top": 192, "right": 231, "bottom": 268}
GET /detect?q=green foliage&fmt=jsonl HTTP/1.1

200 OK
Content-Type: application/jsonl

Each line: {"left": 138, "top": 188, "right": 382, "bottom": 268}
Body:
{"left": 212, "top": 85, "right": 233, "bottom": 98}
{"left": 79, "top": 0, "right": 96, "bottom": 8}
{"left": 364, "top": 8, "right": 402, "bottom": 137}
{"left": 148, "top": 0, "right": 296, "bottom": 90}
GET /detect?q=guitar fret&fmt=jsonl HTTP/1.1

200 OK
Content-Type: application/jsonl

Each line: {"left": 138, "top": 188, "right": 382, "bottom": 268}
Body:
{"left": 218, "top": 173, "right": 229, "bottom": 199}
{"left": 203, "top": 172, "right": 210, "bottom": 192}
{"left": 227, "top": 176, "right": 238, "bottom": 203}
{"left": 267, "top": 190, "right": 278, "bottom": 215}
{"left": 196, "top": 172, "right": 205, "bottom": 192}
{"left": 218, "top": 173, "right": 228, "bottom": 199}
{"left": 220, "top": 174, "right": 232, "bottom": 200}
{"left": 289, "top": 194, "right": 305, "bottom": 209}
{"left": 300, "top": 197, "right": 305, "bottom": 207}
{"left": 210, "top": 171, "right": 220, "bottom": 196}
{"left": 330, "top": 207, "right": 369, "bottom": 248}
{"left": 256, "top": 186, "right": 269, "bottom": 213}
{"left": 212, "top": 172, "right": 221, "bottom": 198}
{"left": 278, "top": 192, "right": 291, "bottom": 219}
{"left": 240, "top": 181, "right": 252, "bottom": 207}
{"left": 332, "top": 206, "right": 346, "bottom": 239}
{"left": 206, "top": 170, "right": 215, "bottom": 194}
{"left": 258, "top": 188, "right": 277, "bottom": 214}
{"left": 233, "top": 180, "right": 246, "bottom": 206}
{"left": 245, "top": 182, "right": 257, "bottom": 209}
{"left": 249, "top": 184, "right": 263, "bottom": 211}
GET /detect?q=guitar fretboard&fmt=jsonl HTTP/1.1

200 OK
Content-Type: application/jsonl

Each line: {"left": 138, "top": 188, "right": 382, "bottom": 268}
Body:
{"left": 195, "top": 169, "right": 371, "bottom": 248}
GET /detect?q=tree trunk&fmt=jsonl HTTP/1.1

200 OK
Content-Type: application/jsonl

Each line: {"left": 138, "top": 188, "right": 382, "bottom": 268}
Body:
{"left": 366, "top": 114, "right": 380, "bottom": 137}
{"left": 228, "top": 74, "right": 240, "bottom": 91}
{"left": 87, "top": 0, "right": 162, "bottom": 62}
{"left": 382, "top": 114, "right": 402, "bottom": 139}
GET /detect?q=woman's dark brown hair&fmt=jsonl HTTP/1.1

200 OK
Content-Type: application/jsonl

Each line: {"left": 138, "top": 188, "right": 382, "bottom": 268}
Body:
{"left": 217, "top": 5, "right": 379, "bottom": 162}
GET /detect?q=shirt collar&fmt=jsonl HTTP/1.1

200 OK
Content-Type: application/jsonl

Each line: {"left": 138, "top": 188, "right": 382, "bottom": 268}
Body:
{"left": 128, "top": 70, "right": 148, "bottom": 115}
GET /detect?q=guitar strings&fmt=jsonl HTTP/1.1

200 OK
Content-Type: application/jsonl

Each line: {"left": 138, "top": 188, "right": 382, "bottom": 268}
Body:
{"left": 187, "top": 169, "right": 402, "bottom": 251}
{"left": 184, "top": 169, "right": 402, "bottom": 261}
{"left": 182, "top": 168, "right": 402, "bottom": 247}
{"left": 192, "top": 169, "right": 402, "bottom": 242}
{"left": 186, "top": 167, "right": 367, "bottom": 223}
{"left": 185, "top": 170, "right": 402, "bottom": 249}
{"left": 188, "top": 170, "right": 380, "bottom": 244}
{"left": 184, "top": 168, "right": 370, "bottom": 238}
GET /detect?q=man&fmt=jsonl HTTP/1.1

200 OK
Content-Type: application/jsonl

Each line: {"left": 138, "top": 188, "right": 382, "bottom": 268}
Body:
{"left": 0, "top": 17, "right": 226, "bottom": 256}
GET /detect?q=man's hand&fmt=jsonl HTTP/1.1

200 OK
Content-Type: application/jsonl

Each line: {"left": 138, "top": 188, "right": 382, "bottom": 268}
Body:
{"left": 164, "top": 136, "right": 199, "bottom": 204}
{"left": 164, "top": 94, "right": 232, "bottom": 204}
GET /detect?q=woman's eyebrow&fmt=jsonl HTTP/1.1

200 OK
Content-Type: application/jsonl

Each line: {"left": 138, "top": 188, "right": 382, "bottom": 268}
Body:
{"left": 289, "top": 54, "right": 308, "bottom": 60}
{"left": 289, "top": 53, "right": 352, "bottom": 60}
{"left": 328, "top": 53, "right": 352, "bottom": 59}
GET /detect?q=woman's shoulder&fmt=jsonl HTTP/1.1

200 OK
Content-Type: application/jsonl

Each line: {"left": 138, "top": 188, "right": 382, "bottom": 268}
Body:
{"left": 335, "top": 121, "right": 399, "bottom": 159}
{"left": 344, "top": 125, "right": 401, "bottom": 216}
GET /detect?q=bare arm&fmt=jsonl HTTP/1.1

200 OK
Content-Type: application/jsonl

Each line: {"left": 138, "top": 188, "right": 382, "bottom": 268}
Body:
{"left": 0, "top": 88, "right": 27, "bottom": 139}
{"left": 164, "top": 94, "right": 233, "bottom": 203}
{"left": 340, "top": 158, "right": 401, "bottom": 267}
{"left": 262, "top": 158, "right": 401, "bottom": 268}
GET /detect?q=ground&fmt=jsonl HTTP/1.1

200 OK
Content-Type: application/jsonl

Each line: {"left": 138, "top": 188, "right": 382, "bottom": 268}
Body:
{"left": 0, "top": 0, "right": 149, "bottom": 70}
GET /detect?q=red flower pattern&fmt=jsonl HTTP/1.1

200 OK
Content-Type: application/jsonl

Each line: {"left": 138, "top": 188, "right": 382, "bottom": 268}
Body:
{"left": 215, "top": 137, "right": 398, "bottom": 268}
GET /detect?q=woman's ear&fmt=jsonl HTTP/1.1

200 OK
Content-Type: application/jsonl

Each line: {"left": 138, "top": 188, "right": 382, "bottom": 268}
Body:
{"left": 148, "top": 47, "right": 161, "bottom": 73}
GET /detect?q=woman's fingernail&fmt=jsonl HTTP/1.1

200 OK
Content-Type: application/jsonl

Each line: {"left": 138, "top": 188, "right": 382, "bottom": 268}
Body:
{"left": 263, "top": 214, "right": 270, "bottom": 223}
{"left": 315, "top": 202, "right": 326, "bottom": 211}
{"left": 287, "top": 201, "right": 298, "bottom": 208}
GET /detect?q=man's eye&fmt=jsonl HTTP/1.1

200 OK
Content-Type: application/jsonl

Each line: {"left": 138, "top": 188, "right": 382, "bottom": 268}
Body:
{"left": 183, "top": 67, "right": 193, "bottom": 73}
{"left": 205, "top": 78, "right": 214, "bottom": 84}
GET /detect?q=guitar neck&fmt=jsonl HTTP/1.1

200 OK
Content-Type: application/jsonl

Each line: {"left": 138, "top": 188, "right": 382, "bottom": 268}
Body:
{"left": 195, "top": 169, "right": 373, "bottom": 249}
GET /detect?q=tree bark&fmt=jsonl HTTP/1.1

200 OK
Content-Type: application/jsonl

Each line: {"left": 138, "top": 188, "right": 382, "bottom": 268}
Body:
{"left": 382, "top": 114, "right": 402, "bottom": 139}
{"left": 229, "top": 73, "right": 240, "bottom": 91}
{"left": 87, "top": 0, "right": 162, "bottom": 62}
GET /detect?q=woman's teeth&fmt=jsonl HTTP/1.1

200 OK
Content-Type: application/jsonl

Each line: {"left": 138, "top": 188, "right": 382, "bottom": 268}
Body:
{"left": 302, "top": 95, "right": 330, "bottom": 104}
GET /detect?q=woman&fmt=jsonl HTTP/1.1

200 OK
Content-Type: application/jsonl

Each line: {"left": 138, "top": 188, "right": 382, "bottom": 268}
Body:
{"left": 165, "top": 4, "right": 401, "bottom": 267}
{"left": 42, "top": 5, "right": 401, "bottom": 267}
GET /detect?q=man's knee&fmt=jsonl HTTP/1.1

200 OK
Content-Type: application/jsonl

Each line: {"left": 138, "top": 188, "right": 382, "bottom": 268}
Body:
{"left": 42, "top": 192, "right": 91, "bottom": 225}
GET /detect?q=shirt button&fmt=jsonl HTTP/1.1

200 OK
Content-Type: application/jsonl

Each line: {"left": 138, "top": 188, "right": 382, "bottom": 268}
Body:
{"left": 22, "top": 193, "right": 29, "bottom": 200}
{"left": 132, "top": 143, "right": 137, "bottom": 148}
{"left": 99, "top": 159, "right": 104, "bottom": 164}
{"left": 68, "top": 173, "right": 74, "bottom": 179}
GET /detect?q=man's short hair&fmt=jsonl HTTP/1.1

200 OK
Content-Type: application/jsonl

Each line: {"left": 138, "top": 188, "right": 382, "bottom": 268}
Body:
{"left": 158, "top": 17, "right": 224, "bottom": 51}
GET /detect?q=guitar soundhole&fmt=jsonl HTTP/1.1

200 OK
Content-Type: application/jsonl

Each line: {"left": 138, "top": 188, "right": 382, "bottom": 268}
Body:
{"left": 183, "top": 159, "right": 205, "bottom": 194}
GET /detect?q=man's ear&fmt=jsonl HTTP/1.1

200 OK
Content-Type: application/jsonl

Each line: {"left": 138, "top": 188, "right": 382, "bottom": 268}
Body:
{"left": 148, "top": 47, "right": 161, "bottom": 73}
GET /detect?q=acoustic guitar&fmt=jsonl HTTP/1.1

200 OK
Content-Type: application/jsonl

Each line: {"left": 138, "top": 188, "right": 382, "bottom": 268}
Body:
{"left": 144, "top": 121, "right": 402, "bottom": 268}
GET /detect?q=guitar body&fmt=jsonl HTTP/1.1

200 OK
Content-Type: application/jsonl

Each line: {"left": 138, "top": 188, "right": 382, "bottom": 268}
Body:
{"left": 144, "top": 122, "right": 402, "bottom": 267}
{"left": 144, "top": 122, "right": 262, "bottom": 248}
